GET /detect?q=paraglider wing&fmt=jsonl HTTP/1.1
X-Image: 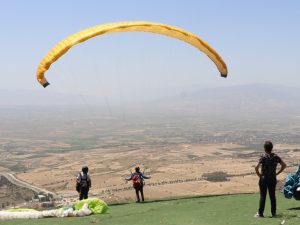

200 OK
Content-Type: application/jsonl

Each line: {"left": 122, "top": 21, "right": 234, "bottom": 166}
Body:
{"left": 36, "top": 21, "right": 228, "bottom": 87}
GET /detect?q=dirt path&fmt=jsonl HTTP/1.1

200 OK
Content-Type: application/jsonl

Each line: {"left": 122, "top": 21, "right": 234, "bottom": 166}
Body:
{"left": 0, "top": 173, "right": 57, "bottom": 199}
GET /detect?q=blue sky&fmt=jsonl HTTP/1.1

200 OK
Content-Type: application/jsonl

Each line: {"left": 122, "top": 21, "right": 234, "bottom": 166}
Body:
{"left": 1, "top": 0, "right": 300, "bottom": 101}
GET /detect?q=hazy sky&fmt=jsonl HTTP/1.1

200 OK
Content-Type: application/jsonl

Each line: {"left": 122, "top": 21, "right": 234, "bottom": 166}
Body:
{"left": 1, "top": 0, "right": 300, "bottom": 101}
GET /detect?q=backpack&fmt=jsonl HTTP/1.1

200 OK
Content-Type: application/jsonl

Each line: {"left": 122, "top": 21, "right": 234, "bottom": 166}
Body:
{"left": 76, "top": 172, "right": 89, "bottom": 192}
{"left": 132, "top": 173, "right": 143, "bottom": 188}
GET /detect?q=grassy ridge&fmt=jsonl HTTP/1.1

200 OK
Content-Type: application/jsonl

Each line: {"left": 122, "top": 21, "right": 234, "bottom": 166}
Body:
{"left": 1, "top": 193, "right": 300, "bottom": 225}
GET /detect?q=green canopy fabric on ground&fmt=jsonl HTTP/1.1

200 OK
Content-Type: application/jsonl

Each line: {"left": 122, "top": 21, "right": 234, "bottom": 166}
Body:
{"left": 74, "top": 198, "right": 108, "bottom": 214}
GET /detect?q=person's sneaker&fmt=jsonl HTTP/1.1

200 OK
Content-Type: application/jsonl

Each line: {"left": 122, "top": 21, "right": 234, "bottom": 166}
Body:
{"left": 254, "top": 212, "right": 264, "bottom": 218}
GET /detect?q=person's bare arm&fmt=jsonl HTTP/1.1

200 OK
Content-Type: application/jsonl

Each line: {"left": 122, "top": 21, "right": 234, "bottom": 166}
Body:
{"left": 255, "top": 162, "right": 261, "bottom": 177}
{"left": 276, "top": 160, "right": 287, "bottom": 176}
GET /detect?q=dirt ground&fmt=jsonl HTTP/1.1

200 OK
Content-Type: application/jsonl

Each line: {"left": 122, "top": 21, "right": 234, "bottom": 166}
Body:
{"left": 15, "top": 143, "right": 300, "bottom": 203}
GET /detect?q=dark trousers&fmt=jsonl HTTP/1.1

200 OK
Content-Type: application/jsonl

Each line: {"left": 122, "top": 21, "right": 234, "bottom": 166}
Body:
{"left": 134, "top": 185, "right": 144, "bottom": 202}
{"left": 79, "top": 187, "right": 89, "bottom": 200}
{"left": 258, "top": 176, "right": 277, "bottom": 216}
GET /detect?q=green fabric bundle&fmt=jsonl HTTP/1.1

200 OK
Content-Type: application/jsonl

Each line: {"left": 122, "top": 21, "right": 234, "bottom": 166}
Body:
{"left": 74, "top": 198, "right": 108, "bottom": 214}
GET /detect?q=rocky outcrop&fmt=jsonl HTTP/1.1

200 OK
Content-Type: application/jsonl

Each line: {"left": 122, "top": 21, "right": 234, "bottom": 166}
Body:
{"left": 0, "top": 173, "right": 57, "bottom": 209}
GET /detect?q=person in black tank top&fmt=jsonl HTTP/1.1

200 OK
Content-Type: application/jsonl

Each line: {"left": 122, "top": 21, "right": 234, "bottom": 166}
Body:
{"left": 254, "top": 141, "right": 286, "bottom": 218}
{"left": 76, "top": 166, "right": 92, "bottom": 200}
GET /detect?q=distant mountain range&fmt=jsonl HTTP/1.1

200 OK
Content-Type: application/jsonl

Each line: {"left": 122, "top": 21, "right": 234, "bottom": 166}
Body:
{"left": 145, "top": 84, "right": 300, "bottom": 117}
{"left": 1, "top": 84, "right": 300, "bottom": 116}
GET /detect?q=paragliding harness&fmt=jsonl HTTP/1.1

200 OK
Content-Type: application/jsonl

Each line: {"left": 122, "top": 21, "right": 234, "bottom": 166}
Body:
{"left": 132, "top": 172, "right": 144, "bottom": 189}
{"left": 283, "top": 165, "right": 300, "bottom": 200}
{"left": 76, "top": 172, "right": 89, "bottom": 192}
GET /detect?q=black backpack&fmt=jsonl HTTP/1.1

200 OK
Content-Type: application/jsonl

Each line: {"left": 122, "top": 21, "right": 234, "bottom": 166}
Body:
{"left": 76, "top": 172, "right": 89, "bottom": 192}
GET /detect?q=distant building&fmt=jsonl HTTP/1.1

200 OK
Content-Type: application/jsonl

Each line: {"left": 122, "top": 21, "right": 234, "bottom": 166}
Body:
{"left": 38, "top": 194, "right": 46, "bottom": 202}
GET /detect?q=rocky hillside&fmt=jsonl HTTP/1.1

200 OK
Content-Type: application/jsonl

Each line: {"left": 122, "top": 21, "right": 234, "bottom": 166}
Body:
{"left": 0, "top": 175, "right": 35, "bottom": 209}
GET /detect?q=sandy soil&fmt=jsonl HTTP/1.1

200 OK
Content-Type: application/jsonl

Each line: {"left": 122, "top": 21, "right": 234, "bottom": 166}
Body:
{"left": 15, "top": 143, "right": 300, "bottom": 203}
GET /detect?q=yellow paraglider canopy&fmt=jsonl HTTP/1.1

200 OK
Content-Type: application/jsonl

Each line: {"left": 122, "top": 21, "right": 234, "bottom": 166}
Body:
{"left": 36, "top": 21, "right": 228, "bottom": 87}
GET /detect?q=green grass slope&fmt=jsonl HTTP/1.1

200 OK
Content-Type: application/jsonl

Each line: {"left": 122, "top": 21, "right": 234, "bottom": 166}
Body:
{"left": 1, "top": 193, "right": 300, "bottom": 225}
